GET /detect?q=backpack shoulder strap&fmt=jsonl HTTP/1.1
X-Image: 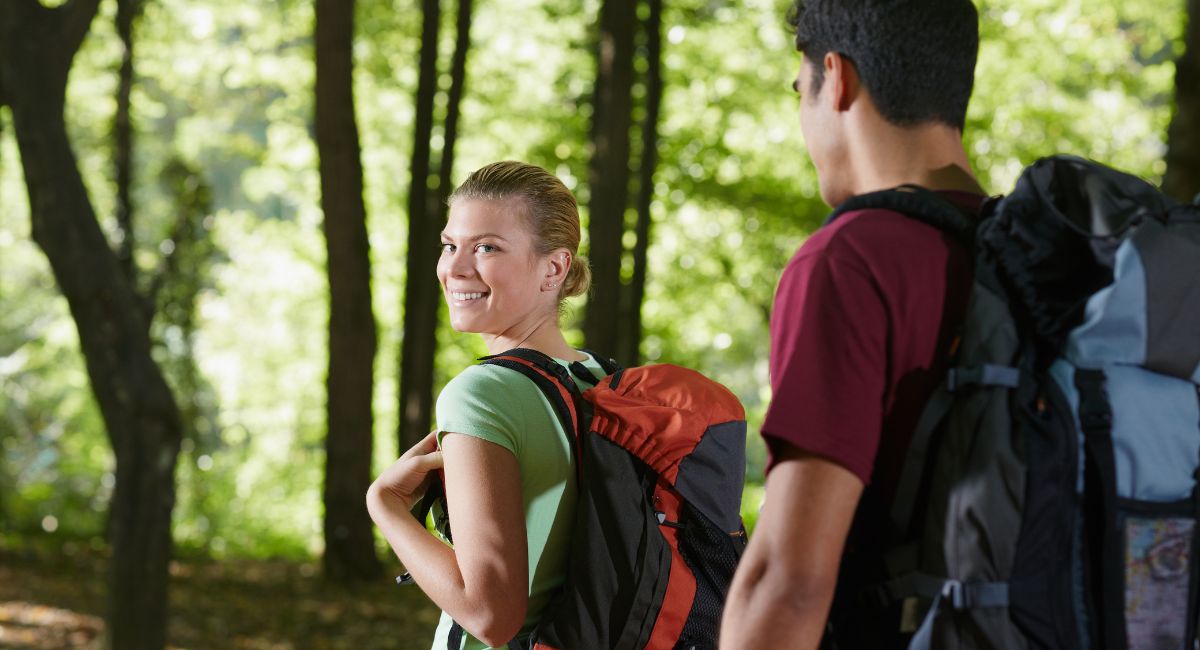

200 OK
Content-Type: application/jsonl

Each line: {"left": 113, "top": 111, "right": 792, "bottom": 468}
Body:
{"left": 827, "top": 185, "right": 980, "bottom": 248}
{"left": 477, "top": 348, "right": 586, "bottom": 472}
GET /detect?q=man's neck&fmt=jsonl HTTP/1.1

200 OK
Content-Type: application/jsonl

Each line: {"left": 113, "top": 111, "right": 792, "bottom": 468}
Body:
{"left": 847, "top": 118, "right": 985, "bottom": 197}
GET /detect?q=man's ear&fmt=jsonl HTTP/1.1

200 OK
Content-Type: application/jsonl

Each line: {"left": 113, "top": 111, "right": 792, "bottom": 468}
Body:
{"left": 823, "top": 52, "right": 860, "bottom": 113}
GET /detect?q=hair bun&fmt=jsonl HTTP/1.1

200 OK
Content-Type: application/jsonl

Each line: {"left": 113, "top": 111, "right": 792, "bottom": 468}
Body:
{"left": 563, "top": 254, "right": 592, "bottom": 298}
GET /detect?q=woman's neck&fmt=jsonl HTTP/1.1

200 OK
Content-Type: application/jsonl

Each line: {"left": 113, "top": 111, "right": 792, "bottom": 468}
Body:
{"left": 483, "top": 316, "right": 585, "bottom": 361}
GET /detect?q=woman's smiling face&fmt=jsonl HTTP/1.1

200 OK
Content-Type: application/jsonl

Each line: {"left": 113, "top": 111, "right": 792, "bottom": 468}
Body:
{"left": 437, "top": 198, "right": 556, "bottom": 338}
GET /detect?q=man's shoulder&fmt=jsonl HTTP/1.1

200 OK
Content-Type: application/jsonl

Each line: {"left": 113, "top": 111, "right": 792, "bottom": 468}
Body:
{"left": 789, "top": 205, "right": 929, "bottom": 270}
{"left": 801, "top": 191, "right": 982, "bottom": 263}
{"left": 824, "top": 204, "right": 929, "bottom": 238}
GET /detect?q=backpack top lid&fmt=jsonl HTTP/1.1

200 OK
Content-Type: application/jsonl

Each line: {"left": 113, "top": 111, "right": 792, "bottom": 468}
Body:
{"left": 980, "top": 155, "right": 1186, "bottom": 355}
{"left": 585, "top": 364, "right": 747, "bottom": 531}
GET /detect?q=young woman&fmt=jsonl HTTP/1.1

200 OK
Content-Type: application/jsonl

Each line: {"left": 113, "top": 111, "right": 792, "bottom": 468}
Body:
{"left": 366, "top": 161, "right": 606, "bottom": 649}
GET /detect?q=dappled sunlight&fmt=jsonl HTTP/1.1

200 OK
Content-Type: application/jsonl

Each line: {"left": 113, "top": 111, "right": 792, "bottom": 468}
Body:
{"left": 0, "top": 601, "right": 102, "bottom": 650}
{"left": 0, "top": 548, "right": 440, "bottom": 650}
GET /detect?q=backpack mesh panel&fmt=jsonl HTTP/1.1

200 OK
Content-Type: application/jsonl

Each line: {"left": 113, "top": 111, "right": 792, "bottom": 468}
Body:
{"left": 676, "top": 502, "right": 746, "bottom": 649}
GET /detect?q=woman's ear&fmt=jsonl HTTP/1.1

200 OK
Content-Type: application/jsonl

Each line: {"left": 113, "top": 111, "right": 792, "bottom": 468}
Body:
{"left": 542, "top": 249, "right": 572, "bottom": 292}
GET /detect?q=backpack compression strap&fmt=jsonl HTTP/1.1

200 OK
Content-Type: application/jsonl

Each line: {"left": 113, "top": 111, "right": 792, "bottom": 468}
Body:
{"left": 826, "top": 184, "right": 980, "bottom": 248}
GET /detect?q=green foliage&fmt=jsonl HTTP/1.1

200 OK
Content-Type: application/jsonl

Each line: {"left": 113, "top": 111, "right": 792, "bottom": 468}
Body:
{"left": 0, "top": 0, "right": 1186, "bottom": 558}
{"left": 970, "top": 0, "right": 1183, "bottom": 188}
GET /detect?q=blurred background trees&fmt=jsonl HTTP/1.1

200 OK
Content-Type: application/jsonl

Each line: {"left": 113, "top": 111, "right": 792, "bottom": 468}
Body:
{"left": 0, "top": 0, "right": 1193, "bottom": 647}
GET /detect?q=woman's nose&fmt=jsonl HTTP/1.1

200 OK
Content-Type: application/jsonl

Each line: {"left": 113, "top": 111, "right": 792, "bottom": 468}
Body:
{"left": 446, "top": 249, "right": 474, "bottom": 278}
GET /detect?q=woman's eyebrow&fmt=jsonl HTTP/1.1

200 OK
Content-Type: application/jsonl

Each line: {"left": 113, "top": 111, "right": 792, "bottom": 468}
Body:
{"left": 439, "top": 232, "right": 511, "bottom": 242}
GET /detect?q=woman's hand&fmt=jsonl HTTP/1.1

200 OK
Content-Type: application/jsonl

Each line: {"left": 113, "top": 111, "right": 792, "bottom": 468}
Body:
{"left": 367, "top": 431, "right": 444, "bottom": 516}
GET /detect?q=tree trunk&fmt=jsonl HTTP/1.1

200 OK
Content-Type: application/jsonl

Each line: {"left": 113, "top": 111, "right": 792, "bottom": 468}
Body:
{"left": 616, "top": 0, "right": 663, "bottom": 366}
{"left": 1165, "top": 0, "right": 1200, "bottom": 203}
{"left": 398, "top": 0, "right": 441, "bottom": 452}
{"left": 0, "top": 2, "right": 182, "bottom": 649}
{"left": 113, "top": 0, "right": 141, "bottom": 287}
{"left": 152, "top": 158, "right": 221, "bottom": 556}
{"left": 315, "top": 0, "right": 382, "bottom": 581}
{"left": 582, "top": 0, "right": 637, "bottom": 359}
{"left": 434, "top": 0, "right": 472, "bottom": 216}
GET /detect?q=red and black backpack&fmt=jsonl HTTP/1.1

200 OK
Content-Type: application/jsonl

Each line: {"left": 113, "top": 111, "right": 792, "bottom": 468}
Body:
{"left": 438, "top": 347, "right": 748, "bottom": 650}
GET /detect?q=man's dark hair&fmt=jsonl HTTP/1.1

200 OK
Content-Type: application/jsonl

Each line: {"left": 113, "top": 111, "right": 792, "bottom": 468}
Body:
{"left": 788, "top": 0, "right": 979, "bottom": 131}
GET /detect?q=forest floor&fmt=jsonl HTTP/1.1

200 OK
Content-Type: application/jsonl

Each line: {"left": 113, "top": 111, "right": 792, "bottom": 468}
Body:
{"left": 0, "top": 543, "right": 441, "bottom": 649}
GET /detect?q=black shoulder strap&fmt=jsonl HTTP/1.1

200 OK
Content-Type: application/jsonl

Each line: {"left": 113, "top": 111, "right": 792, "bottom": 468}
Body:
{"left": 478, "top": 348, "right": 581, "bottom": 432}
{"left": 578, "top": 347, "right": 622, "bottom": 375}
{"left": 826, "top": 185, "right": 980, "bottom": 248}
{"left": 482, "top": 347, "right": 580, "bottom": 394}
{"left": 477, "top": 348, "right": 590, "bottom": 484}
{"left": 1074, "top": 367, "right": 1127, "bottom": 650}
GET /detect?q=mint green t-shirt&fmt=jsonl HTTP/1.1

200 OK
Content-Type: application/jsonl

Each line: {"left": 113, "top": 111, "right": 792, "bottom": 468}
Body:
{"left": 430, "top": 352, "right": 604, "bottom": 650}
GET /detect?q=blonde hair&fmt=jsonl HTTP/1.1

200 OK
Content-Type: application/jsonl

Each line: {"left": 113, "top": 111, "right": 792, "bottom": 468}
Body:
{"left": 448, "top": 161, "right": 591, "bottom": 299}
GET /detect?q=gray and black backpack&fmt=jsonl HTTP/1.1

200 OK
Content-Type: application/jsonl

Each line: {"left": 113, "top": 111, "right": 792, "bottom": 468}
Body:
{"left": 826, "top": 155, "right": 1200, "bottom": 649}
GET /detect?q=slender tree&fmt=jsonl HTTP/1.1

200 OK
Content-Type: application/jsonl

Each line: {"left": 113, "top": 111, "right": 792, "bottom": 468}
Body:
{"left": 114, "top": 0, "right": 143, "bottom": 287}
{"left": 398, "top": 0, "right": 473, "bottom": 452}
{"left": 616, "top": 0, "right": 664, "bottom": 366}
{"left": 0, "top": 2, "right": 183, "bottom": 648}
{"left": 582, "top": 0, "right": 638, "bottom": 359}
{"left": 150, "top": 158, "right": 223, "bottom": 557}
{"left": 397, "top": 0, "right": 442, "bottom": 452}
{"left": 315, "top": 0, "right": 382, "bottom": 580}
{"left": 435, "top": 0, "right": 473, "bottom": 215}
{"left": 1165, "top": 0, "right": 1200, "bottom": 203}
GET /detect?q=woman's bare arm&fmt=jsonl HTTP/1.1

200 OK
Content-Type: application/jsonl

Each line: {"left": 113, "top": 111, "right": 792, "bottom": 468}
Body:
{"left": 367, "top": 432, "right": 527, "bottom": 647}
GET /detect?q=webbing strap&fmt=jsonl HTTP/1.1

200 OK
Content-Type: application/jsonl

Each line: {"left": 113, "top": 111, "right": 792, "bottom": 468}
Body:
{"left": 947, "top": 364, "right": 1020, "bottom": 392}
{"left": 1074, "top": 368, "right": 1127, "bottom": 650}
{"left": 446, "top": 622, "right": 526, "bottom": 649}
{"left": 891, "top": 383, "right": 956, "bottom": 536}
{"left": 568, "top": 360, "right": 601, "bottom": 386}
{"left": 940, "top": 580, "right": 1010, "bottom": 610}
{"left": 577, "top": 347, "right": 622, "bottom": 376}
{"left": 906, "top": 580, "right": 1010, "bottom": 650}
{"left": 870, "top": 572, "right": 946, "bottom": 605}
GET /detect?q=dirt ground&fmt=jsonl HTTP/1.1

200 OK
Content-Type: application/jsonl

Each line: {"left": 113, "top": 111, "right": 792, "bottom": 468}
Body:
{"left": 0, "top": 545, "right": 442, "bottom": 650}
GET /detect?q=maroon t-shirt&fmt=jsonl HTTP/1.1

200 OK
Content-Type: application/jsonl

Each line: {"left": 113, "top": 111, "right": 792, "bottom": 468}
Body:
{"left": 762, "top": 192, "right": 982, "bottom": 498}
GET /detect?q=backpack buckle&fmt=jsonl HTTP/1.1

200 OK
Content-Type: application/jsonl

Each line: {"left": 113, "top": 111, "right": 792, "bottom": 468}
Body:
{"left": 939, "top": 580, "right": 1010, "bottom": 610}
{"left": 941, "top": 580, "right": 967, "bottom": 609}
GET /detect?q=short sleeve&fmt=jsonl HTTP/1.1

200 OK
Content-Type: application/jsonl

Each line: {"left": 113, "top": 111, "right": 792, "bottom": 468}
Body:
{"left": 761, "top": 247, "right": 888, "bottom": 484}
{"left": 435, "top": 365, "right": 529, "bottom": 456}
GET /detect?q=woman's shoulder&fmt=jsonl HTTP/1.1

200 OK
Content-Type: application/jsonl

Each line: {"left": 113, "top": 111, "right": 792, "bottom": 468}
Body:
{"left": 438, "top": 363, "right": 541, "bottom": 405}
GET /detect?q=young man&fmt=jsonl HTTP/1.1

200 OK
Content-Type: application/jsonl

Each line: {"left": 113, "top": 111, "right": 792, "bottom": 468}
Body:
{"left": 720, "top": 1, "right": 984, "bottom": 648}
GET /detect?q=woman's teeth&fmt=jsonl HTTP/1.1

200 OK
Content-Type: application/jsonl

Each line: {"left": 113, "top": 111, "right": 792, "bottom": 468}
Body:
{"left": 452, "top": 291, "right": 486, "bottom": 300}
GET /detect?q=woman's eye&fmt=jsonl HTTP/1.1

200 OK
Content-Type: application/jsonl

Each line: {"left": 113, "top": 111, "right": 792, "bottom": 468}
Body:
{"left": 476, "top": 244, "right": 497, "bottom": 254}
{"left": 440, "top": 243, "right": 455, "bottom": 254}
